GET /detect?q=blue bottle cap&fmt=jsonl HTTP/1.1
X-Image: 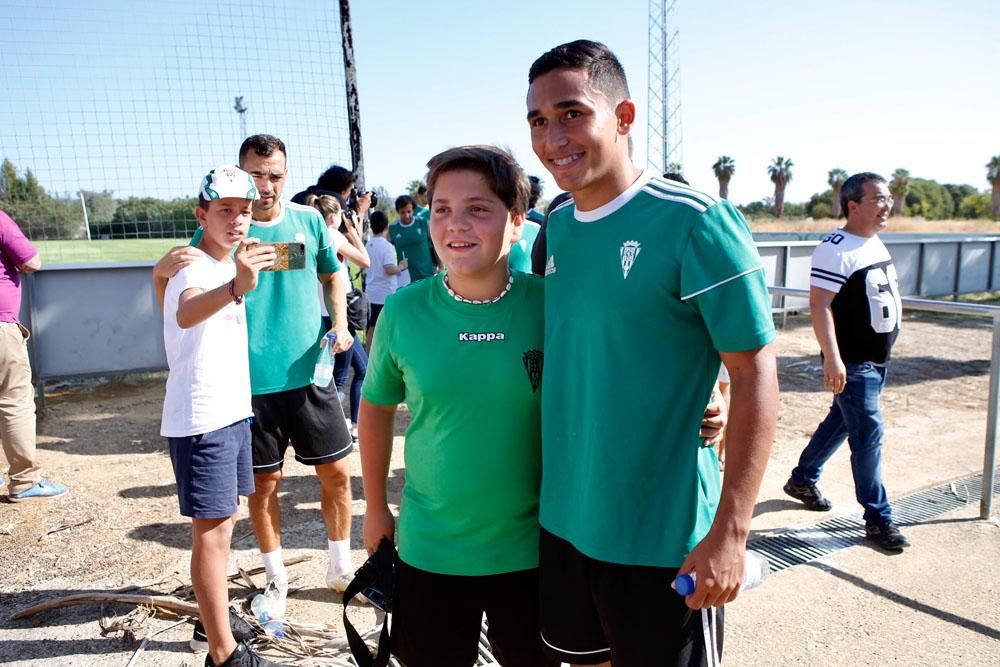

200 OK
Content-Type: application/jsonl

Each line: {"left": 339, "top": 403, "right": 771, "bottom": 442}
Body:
{"left": 673, "top": 573, "right": 696, "bottom": 596}
{"left": 325, "top": 332, "right": 337, "bottom": 341}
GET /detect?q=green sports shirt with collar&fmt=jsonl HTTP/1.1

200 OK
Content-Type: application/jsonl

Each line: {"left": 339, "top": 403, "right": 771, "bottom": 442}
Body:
{"left": 389, "top": 217, "right": 436, "bottom": 281}
{"left": 362, "top": 272, "right": 545, "bottom": 576}
{"left": 539, "top": 171, "right": 775, "bottom": 568}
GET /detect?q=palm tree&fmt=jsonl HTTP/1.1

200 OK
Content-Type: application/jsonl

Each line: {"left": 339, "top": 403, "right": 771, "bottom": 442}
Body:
{"left": 889, "top": 168, "right": 910, "bottom": 216}
{"left": 712, "top": 156, "right": 735, "bottom": 199}
{"left": 828, "top": 168, "right": 848, "bottom": 218}
{"left": 987, "top": 156, "right": 1000, "bottom": 219}
{"left": 406, "top": 179, "right": 424, "bottom": 197}
{"left": 767, "top": 156, "right": 793, "bottom": 218}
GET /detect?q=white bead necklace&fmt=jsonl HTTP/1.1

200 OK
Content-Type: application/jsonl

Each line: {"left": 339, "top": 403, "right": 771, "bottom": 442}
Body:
{"left": 443, "top": 270, "right": 514, "bottom": 305}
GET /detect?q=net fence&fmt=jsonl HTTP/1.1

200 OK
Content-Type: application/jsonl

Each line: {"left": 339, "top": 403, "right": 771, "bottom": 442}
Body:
{"left": 0, "top": 0, "right": 352, "bottom": 264}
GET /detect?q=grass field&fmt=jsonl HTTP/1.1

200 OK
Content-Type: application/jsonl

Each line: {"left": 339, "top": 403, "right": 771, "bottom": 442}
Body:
{"left": 35, "top": 238, "right": 187, "bottom": 265}
{"left": 32, "top": 216, "right": 1000, "bottom": 265}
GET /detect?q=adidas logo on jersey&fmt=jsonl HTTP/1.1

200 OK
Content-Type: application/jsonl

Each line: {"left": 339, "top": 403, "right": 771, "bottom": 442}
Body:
{"left": 620, "top": 240, "right": 641, "bottom": 279}
{"left": 458, "top": 332, "right": 506, "bottom": 342}
{"left": 545, "top": 255, "right": 556, "bottom": 276}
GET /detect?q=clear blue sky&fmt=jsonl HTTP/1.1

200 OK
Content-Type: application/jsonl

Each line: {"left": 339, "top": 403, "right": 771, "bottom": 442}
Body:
{"left": 2, "top": 0, "right": 998, "bottom": 208}
{"left": 351, "top": 0, "right": 1000, "bottom": 205}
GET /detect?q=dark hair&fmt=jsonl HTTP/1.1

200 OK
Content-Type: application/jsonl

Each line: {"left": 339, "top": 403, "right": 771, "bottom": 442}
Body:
{"left": 528, "top": 39, "right": 630, "bottom": 101}
{"left": 528, "top": 176, "right": 542, "bottom": 209}
{"left": 841, "top": 172, "right": 886, "bottom": 215}
{"left": 238, "top": 134, "right": 286, "bottom": 164}
{"left": 394, "top": 194, "right": 416, "bottom": 211}
{"left": 426, "top": 145, "right": 530, "bottom": 216}
{"left": 316, "top": 165, "right": 355, "bottom": 193}
{"left": 662, "top": 172, "right": 689, "bottom": 185}
{"left": 370, "top": 210, "right": 389, "bottom": 234}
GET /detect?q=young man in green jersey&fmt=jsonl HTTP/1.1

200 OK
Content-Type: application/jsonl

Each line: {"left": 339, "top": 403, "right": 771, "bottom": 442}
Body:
{"left": 526, "top": 40, "right": 779, "bottom": 666}
{"left": 360, "top": 145, "right": 557, "bottom": 667}
{"left": 390, "top": 194, "right": 437, "bottom": 284}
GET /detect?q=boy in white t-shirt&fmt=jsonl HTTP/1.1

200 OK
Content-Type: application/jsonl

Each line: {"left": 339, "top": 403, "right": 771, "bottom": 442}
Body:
{"left": 363, "top": 210, "right": 407, "bottom": 352}
{"left": 161, "top": 165, "right": 282, "bottom": 667}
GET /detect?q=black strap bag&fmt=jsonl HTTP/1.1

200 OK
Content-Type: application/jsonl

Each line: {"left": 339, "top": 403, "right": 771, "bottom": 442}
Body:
{"left": 346, "top": 288, "right": 370, "bottom": 332}
{"left": 342, "top": 538, "right": 398, "bottom": 667}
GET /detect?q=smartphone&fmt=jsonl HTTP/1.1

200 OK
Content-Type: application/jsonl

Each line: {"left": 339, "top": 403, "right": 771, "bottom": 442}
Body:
{"left": 261, "top": 241, "right": 306, "bottom": 271}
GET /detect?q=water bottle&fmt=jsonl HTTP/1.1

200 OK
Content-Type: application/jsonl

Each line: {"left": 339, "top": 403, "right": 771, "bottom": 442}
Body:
{"left": 313, "top": 332, "right": 337, "bottom": 387}
{"left": 250, "top": 580, "right": 287, "bottom": 623}
{"left": 262, "top": 618, "right": 286, "bottom": 639}
{"left": 672, "top": 549, "right": 769, "bottom": 596}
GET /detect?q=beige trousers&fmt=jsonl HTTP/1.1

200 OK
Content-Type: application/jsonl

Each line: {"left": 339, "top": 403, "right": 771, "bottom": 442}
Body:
{"left": 0, "top": 321, "right": 40, "bottom": 495}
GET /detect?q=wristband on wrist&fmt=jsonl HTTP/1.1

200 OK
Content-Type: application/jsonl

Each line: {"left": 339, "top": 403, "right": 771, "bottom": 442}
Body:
{"left": 228, "top": 278, "right": 244, "bottom": 304}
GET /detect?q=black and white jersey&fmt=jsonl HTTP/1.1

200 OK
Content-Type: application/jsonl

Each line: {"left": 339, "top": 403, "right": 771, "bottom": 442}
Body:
{"left": 810, "top": 229, "right": 901, "bottom": 364}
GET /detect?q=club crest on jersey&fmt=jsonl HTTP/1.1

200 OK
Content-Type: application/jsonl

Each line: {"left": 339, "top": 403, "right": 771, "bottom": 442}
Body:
{"left": 458, "top": 331, "right": 505, "bottom": 342}
{"left": 620, "top": 240, "right": 641, "bottom": 279}
{"left": 522, "top": 349, "right": 543, "bottom": 393}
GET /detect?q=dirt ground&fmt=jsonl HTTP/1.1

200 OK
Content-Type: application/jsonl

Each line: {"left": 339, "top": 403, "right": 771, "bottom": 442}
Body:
{"left": 1, "top": 311, "right": 998, "bottom": 666}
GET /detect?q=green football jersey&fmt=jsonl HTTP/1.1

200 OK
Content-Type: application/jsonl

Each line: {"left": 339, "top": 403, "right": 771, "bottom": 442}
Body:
{"left": 540, "top": 172, "right": 775, "bottom": 568}
{"left": 362, "top": 272, "right": 544, "bottom": 576}
{"left": 190, "top": 203, "right": 341, "bottom": 394}
{"left": 508, "top": 219, "right": 541, "bottom": 274}
{"left": 389, "top": 218, "right": 435, "bottom": 281}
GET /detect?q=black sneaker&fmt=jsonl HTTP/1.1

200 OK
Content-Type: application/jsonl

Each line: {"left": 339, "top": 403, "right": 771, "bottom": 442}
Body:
{"left": 206, "top": 641, "right": 285, "bottom": 666}
{"left": 783, "top": 478, "right": 833, "bottom": 511}
{"left": 865, "top": 521, "right": 910, "bottom": 551}
{"left": 191, "top": 609, "right": 257, "bottom": 652}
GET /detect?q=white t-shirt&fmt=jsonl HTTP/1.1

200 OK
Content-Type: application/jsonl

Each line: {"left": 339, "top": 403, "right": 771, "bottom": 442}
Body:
{"left": 160, "top": 252, "right": 252, "bottom": 437}
{"left": 364, "top": 235, "right": 398, "bottom": 304}
{"left": 318, "top": 228, "right": 355, "bottom": 317}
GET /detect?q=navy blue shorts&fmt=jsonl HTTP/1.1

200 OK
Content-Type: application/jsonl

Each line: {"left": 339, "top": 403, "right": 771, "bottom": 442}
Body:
{"left": 169, "top": 419, "right": 255, "bottom": 519}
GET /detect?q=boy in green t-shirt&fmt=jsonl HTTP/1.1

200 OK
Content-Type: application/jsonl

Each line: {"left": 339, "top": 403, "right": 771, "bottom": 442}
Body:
{"left": 360, "top": 146, "right": 557, "bottom": 667}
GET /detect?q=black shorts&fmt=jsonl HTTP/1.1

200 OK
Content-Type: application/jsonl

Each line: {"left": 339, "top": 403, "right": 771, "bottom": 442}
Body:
{"left": 390, "top": 558, "right": 557, "bottom": 667}
{"left": 250, "top": 383, "right": 353, "bottom": 473}
{"left": 369, "top": 302, "right": 385, "bottom": 329}
{"left": 539, "top": 528, "right": 724, "bottom": 667}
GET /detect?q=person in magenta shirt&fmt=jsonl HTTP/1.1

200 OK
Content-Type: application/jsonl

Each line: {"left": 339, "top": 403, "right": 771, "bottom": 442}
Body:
{"left": 0, "top": 210, "right": 68, "bottom": 501}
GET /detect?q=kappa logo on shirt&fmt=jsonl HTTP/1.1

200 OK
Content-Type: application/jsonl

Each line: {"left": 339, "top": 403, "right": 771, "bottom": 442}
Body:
{"left": 620, "top": 240, "right": 641, "bottom": 279}
{"left": 458, "top": 331, "right": 506, "bottom": 342}
{"left": 544, "top": 255, "right": 556, "bottom": 276}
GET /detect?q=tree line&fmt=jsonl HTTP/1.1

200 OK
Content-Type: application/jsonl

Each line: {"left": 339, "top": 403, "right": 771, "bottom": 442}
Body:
{"left": 2, "top": 154, "right": 999, "bottom": 241}
{"left": 708, "top": 155, "right": 1000, "bottom": 221}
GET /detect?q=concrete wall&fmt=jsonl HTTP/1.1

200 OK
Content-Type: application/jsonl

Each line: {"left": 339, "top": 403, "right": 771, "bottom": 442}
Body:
{"left": 20, "top": 234, "right": 1000, "bottom": 381}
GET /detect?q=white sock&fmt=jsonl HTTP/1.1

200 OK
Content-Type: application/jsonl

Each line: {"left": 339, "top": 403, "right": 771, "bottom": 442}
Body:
{"left": 261, "top": 549, "right": 287, "bottom": 584}
{"left": 327, "top": 538, "right": 352, "bottom": 577}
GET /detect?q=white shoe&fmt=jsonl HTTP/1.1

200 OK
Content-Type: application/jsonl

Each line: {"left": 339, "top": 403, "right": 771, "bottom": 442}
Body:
{"left": 266, "top": 577, "right": 289, "bottom": 617}
{"left": 326, "top": 571, "right": 352, "bottom": 593}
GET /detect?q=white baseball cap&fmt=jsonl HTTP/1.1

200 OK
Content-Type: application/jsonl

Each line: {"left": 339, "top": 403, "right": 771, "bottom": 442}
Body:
{"left": 199, "top": 165, "right": 260, "bottom": 202}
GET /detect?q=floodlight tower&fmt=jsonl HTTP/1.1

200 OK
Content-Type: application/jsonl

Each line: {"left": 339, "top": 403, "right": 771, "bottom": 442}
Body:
{"left": 647, "top": 0, "right": 683, "bottom": 177}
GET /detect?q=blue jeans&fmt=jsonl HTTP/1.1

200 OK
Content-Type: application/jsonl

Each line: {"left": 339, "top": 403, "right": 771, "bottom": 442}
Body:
{"left": 334, "top": 334, "right": 367, "bottom": 425}
{"left": 791, "top": 362, "right": 893, "bottom": 526}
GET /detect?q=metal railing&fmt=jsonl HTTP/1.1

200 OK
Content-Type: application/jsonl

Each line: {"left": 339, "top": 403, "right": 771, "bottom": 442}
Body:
{"left": 769, "top": 286, "right": 1000, "bottom": 520}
